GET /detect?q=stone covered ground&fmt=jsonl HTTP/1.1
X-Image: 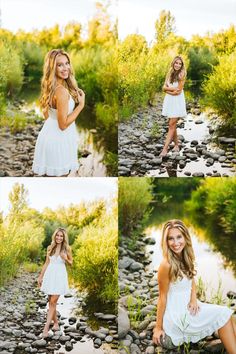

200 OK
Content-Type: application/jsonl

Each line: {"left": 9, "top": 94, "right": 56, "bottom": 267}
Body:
{"left": 119, "top": 96, "right": 236, "bottom": 177}
{"left": 118, "top": 235, "right": 236, "bottom": 354}
{"left": 0, "top": 270, "right": 118, "bottom": 353}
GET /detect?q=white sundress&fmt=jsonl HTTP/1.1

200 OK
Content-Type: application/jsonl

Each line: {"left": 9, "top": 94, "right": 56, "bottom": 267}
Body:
{"left": 163, "top": 277, "right": 233, "bottom": 346}
{"left": 32, "top": 95, "right": 79, "bottom": 176}
{"left": 162, "top": 81, "right": 187, "bottom": 118}
{"left": 41, "top": 254, "right": 69, "bottom": 295}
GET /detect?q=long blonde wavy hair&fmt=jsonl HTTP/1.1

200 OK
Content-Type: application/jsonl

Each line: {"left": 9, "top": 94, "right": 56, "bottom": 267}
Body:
{"left": 167, "top": 55, "right": 186, "bottom": 84}
{"left": 161, "top": 219, "right": 196, "bottom": 282}
{"left": 40, "top": 49, "right": 79, "bottom": 115}
{"left": 47, "top": 227, "right": 71, "bottom": 256}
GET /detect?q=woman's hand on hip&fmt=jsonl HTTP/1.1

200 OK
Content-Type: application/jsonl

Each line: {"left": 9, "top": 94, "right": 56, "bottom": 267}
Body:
{"left": 153, "top": 327, "right": 165, "bottom": 345}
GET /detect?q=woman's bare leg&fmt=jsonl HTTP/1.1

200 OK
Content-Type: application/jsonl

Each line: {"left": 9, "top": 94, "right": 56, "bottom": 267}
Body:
{"left": 160, "top": 118, "right": 178, "bottom": 156}
{"left": 231, "top": 317, "right": 236, "bottom": 336}
{"left": 218, "top": 317, "right": 236, "bottom": 354}
{"left": 172, "top": 129, "right": 179, "bottom": 151}
{"left": 52, "top": 308, "right": 59, "bottom": 330}
{"left": 43, "top": 295, "right": 60, "bottom": 337}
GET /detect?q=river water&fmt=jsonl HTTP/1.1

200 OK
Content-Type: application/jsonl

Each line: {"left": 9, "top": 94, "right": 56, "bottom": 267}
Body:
{"left": 39, "top": 288, "right": 117, "bottom": 353}
{"left": 147, "top": 111, "right": 236, "bottom": 177}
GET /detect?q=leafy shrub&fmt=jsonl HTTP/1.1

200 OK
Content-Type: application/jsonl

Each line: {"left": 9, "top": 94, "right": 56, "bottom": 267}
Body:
{"left": 119, "top": 177, "right": 153, "bottom": 237}
{"left": 0, "top": 41, "right": 23, "bottom": 97}
{"left": 72, "top": 204, "right": 118, "bottom": 303}
{"left": 201, "top": 50, "right": 236, "bottom": 125}
{"left": 185, "top": 178, "right": 236, "bottom": 234}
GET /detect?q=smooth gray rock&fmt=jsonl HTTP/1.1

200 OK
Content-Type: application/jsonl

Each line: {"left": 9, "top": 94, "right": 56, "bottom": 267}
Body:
{"left": 32, "top": 339, "right": 47, "bottom": 348}
{"left": 140, "top": 305, "right": 156, "bottom": 317}
{"left": 119, "top": 256, "right": 134, "bottom": 269}
{"left": 130, "top": 261, "right": 144, "bottom": 271}
{"left": 118, "top": 307, "right": 130, "bottom": 339}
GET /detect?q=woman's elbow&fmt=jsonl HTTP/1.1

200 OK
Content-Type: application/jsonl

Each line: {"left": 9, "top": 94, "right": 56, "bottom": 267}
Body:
{"left": 58, "top": 122, "right": 67, "bottom": 131}
{"left": 158, "top": 294, "right": 167, "bottom": 305}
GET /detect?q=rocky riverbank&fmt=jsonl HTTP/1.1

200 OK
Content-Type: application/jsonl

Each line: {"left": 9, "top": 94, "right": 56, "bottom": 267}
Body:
{"left": 0, "top": 270, "right": 118, "bottom": 353}
{"left": 118, "top": 234, "right": 236, "bottom": 353}
{"left": 119, "top": 96, "right": 236, "bottom": 177}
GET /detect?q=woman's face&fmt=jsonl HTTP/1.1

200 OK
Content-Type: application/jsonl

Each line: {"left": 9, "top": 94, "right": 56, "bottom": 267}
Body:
{"left": 167, "top": 227, "right": 186, "bottom": 255}
{"left": 55, "top": 54, "right": 70, "bottom": 80}
{"left": 173, "top": 59, "right": 182, "bottom": 71}
{"left": 55, "top": 231, "right": 64, "bottom": 244}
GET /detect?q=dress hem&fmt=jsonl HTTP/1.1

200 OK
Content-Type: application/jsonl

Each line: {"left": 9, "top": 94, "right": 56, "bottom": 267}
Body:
{"left": 32, "top": 163, "right": 79, "bottom": 176}
{"left": 165, "top": 309, "right": 233, "bottom": 346}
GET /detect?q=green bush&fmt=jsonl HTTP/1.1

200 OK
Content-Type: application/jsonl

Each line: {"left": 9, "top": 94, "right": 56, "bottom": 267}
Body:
{"left": 0, "top": 41, "right": 24, "bottom": 97}
{"left": 21, "top": 42, "right": 45, "bottom": 83}
{"left": 201, "top": 50, "right": 236, "bottom": 125}
{"left": 185, "top": 178, "right": 236, "bottom": 234}
{"left": 72, "top": 206, "right": 118, "bottom": 303}
{"left": 187, "top": 46, "right": 218, "bottom": 82}
{"left": 72, "top": 46, "right": 110, "bottom": 104}
{"left": 119, "top": 177, "right": 153, "bottom": 237}
{"left": 0, "top": 220, "right": 44, "bottom": 285}
{"left": 118, "top": 40, "right": 172, "bottom": 120}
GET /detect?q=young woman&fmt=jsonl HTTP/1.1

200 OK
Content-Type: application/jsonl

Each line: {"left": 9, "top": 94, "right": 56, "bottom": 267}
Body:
{"left": 38, "top": 228, "right": 73, "bottom": 338}
{"left": 160, "top": 56, "right": 187, "bottom": 157}
{"left": 153, "top": 220, "right": 236, "bottom": 353}
{"left": 32, "top": 49, "right": 85, "bottom": 176}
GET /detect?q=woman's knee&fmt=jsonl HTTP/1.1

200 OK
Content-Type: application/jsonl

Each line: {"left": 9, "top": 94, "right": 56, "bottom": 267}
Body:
{"left": 49, "top": 296, "right": 58, "bottom": 306}
{"left": 169, "top": 121, "right": 177, "bottom": 130}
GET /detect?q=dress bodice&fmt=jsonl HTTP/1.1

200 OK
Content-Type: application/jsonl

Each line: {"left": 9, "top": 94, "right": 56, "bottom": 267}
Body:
{"left": 168, "top": 277, "right": 192, "bottom": 294}
{"left": 49, "top": 95, "right": 75, "bottom": 120}
{"left": 49, "top": 254, "right": 65, "bottom": 264}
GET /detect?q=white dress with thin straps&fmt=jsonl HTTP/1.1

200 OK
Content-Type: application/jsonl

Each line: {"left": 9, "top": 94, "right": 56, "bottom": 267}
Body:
{"left": 163, "top": 277, "right": 233, "bottom": 346}
{"left": 162, "top": 81, "right": 187, "bottom": 118}
{"left": 41, "top": 254, "right": 69, "bottom": 295}
{"left": 32, "top": 95, "right": 79, "bottom": 176}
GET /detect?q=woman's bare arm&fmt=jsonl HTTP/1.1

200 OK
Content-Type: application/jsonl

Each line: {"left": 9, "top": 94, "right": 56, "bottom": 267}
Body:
{"left": 55, "top": 86, "right": 85, "bottom": 131}
{"left": 61, "top": 248, "right": 73, "bottom": 266}
{"left": 66, "top": 249, "right": 73, "bottom": 266}
{"left": 153, "top": 259, "right": 171, "bottom": 344}
{"left": 188, "top": 278, "right": 200, "bottom": 315}
{"left": 38, "top": 250, "right": 50, "bottom": 287}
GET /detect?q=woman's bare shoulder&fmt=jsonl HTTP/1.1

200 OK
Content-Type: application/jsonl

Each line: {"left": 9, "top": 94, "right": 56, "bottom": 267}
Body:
{"left": 159, "top": 258, "right": 170, "bottom": 273}
{"left": 179, "top": 70, "right": 186, "bottom": 80}
{"left": 54, "top": 85, "right": 69, "bottom": 99}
